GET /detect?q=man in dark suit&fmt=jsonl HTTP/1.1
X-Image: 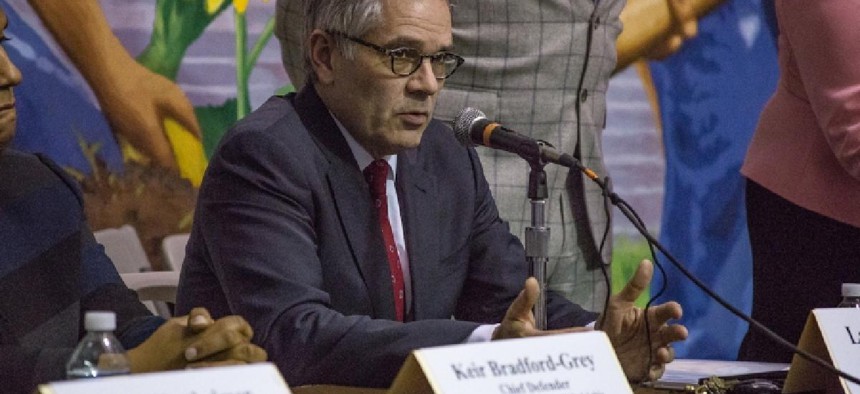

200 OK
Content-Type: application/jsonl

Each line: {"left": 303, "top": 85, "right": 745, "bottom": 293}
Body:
{"left": 176, "top": 0, "right": 687, "bottom": 388}
{"left": 277, "top": 0, "right": 702, "bottom": 314}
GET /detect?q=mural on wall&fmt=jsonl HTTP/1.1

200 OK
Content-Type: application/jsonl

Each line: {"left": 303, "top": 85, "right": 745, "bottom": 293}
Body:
{"left": 3, "top": 0, "right": 783, "bottom": 363}
{"left": 648, "top": 0, "right": 778, "bottom": 360}
{"left": 2, "top": 0, "right": 289, "bottom": 269}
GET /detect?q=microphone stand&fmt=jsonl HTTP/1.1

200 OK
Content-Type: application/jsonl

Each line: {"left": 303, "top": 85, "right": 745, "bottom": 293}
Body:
{"left": 456, "top": 108, "right": 859, "bottom": 384}
{"left": 524, "top": 148, "right": 550, "bottom": 330}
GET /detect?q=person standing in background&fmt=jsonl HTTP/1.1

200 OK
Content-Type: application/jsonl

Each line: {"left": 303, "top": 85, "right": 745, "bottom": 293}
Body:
{"left": 276, "top": 0, "right": 701, "bottom": 311}
{"left": 738, "top": 0, "right": 860, "bottom": 363}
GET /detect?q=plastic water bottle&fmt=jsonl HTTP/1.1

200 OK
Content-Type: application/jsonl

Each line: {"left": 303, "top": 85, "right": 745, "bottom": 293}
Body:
{"left": 837, "top": 283, "right": 860, "bottom": 308}
{"left": 65, "top": 311, "right": 131, "bottom": 379}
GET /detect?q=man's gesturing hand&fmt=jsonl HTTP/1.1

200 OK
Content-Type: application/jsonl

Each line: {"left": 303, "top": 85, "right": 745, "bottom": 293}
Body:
{"left": 597, "top": 260, "right": 688, "bottom": 382}
{"left": 493, "top": 277, "right": 590, "bottom": 340}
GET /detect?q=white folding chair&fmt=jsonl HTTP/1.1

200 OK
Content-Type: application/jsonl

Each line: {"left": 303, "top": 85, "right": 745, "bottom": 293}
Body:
{"left": 93, "top": 225, "right": 175, "bottom": 316}
{"left": 120, "top": 271, "right": 180, "bottom": 319}
{"left": 93, "top": 224, "right": 152, "bottom": 273}
{"left": 161, "top": 233, "right": 190, "bottom": 271}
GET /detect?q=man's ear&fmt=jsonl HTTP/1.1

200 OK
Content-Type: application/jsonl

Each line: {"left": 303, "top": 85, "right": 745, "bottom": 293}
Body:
{"left": 308, "top": 29, "right": 336, "bottom": 84}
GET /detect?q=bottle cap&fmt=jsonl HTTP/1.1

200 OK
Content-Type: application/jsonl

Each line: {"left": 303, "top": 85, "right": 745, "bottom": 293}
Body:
{"left": 84, "top": 311, "right": 117, "bottom": 331}
{"left": 842, "top": 283, "right": 860, "bottom": 297}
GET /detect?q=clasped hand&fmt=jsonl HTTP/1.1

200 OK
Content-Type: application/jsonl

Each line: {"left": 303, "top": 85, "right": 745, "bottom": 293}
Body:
{"left": 492, "top": 260, "right": 687, "bottom": 383}
{"left": 127, "top": 307, "right": 268, "bottom": 373}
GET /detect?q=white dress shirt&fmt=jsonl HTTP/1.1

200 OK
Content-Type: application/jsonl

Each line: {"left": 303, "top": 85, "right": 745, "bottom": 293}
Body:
{"left": 332, "top": 116, "right": 498, "bottom": 342}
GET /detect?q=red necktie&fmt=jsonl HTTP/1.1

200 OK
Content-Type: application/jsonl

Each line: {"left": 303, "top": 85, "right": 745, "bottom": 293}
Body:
{"left": 364, "top": 160, "right": 406, "bottom": 322}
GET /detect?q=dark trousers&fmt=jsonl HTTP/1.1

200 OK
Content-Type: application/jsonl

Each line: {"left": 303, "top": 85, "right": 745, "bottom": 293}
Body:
{"left": 738, "top": 179, "right": 860, "bottom": 362}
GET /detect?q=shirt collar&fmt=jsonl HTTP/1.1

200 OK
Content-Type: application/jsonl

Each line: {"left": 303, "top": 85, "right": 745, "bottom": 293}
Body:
{"left": 331, "top": 112, "right": 398, "bottom": 178}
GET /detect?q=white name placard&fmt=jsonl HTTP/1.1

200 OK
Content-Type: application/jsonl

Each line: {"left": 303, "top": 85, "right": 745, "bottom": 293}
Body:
{"left": 39, "top": 362, "right": 291, "bottom": 394}
{"left": 389, "top": 331, "right": 631, "bottom": 394}
{"left": 784, "top": 308, "right": 860, "bottom": 393}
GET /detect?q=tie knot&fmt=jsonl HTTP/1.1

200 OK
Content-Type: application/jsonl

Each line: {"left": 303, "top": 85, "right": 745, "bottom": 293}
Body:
{"left": 363, "top": 159, "right": 389, "bottom": 197}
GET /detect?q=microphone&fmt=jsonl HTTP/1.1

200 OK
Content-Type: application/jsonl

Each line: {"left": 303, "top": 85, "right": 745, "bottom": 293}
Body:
{"left": 453, "top": 107, "right": 604, "bottom": 184}
{"left": 453, "top": 107, "right": 579, "bottom": 170}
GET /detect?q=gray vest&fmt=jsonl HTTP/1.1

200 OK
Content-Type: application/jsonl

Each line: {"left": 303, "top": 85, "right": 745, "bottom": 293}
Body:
{"left": 274, "top": 0, "right": 624, "bottom": 309}
{"left": 434, "top": 0, "right": 624, "bottom": 309}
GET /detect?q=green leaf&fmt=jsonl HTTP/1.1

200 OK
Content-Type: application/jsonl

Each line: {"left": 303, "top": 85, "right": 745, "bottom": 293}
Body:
{"left": 137, "top": 0, "right": 232, "bottom": 79}
{"left": 275, "top": 84, "right": 296, "bottom": 96}
{"left": 611, "top": 236, "right": 652, "bottom": 308}
{"left": 195, "top": 99, "right": 238, "bottom": 158}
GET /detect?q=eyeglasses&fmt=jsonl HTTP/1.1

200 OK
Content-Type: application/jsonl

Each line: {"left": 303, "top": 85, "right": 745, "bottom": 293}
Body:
{"left": 327, "top": 30, "right": 464, "bottom": 80}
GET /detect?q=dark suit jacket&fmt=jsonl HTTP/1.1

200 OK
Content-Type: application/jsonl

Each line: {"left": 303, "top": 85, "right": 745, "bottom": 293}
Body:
{"left": 176, "top": 86, "right": 597, "bottom": 387}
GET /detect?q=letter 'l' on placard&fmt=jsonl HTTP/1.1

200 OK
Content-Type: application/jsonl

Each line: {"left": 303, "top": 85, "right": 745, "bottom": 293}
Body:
{"left": 38, "top": 363, "right": 291, "bottom": 394}
{"left": 388, "top": 330, "right": 632, "bottom": 394}
{"left": 784, "top": 308, "right": 860, "bottom": 394}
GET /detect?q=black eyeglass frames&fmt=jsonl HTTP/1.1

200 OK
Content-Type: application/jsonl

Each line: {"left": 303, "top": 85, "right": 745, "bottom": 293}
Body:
{"left": 327, "top": 30, "right": 464, "bottom": 80}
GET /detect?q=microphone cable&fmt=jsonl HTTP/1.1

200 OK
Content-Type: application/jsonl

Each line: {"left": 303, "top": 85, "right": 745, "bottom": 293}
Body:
{"left": 574, "top": 158, "right": 860, "bottom": 386}
{"left": 594, "top": 174, "right": 670, "bottom": 380}
{"left": 451, "top": 108, "right": 858, "bottom": 384}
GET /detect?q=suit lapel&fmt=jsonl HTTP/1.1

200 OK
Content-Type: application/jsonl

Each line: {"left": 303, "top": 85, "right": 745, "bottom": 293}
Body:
{"left": 396, "top": 148, "right": 439, "bottom": 321}
{"left": 292, "top": 87, "right": 396, "bottom": 320}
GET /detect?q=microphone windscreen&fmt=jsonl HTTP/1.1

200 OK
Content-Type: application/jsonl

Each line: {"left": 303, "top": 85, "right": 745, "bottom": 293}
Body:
{"left": 452, "top": 107, "right": 485, "bottom": 146}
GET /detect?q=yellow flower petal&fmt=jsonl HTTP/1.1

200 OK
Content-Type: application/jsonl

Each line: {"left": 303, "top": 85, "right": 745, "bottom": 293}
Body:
{"left": 163, "top": 118, "right": 208, "bottom": 187}
{"left": 234, "top": 0, "right": 249, "bottom": 14}
{"left": 206, "top": 0, "right": 227, "bottom": 15}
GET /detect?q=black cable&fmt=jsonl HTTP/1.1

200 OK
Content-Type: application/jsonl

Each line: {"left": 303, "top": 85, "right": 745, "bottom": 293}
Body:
{"left": 597, "top": 177, "right": 613, "bottom": 331}
{"left": 599, "top": 185, "right": 669, "bottom": 380}
{"left": 587, "top": 168, "right": 860, "bottom": 386}
{"left": 460, "top": 116, "right": 859, "bottom": 385}
{"left": 630, "top": 200, "right": 668, "bottom": 378}
{"left": 552, "top": 151, "right": 860, "bottom": 384}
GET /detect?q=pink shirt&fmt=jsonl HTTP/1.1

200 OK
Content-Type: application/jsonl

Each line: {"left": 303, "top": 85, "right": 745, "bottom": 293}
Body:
{"left": 741, "top": 0, "right": 860, "bottom": 228}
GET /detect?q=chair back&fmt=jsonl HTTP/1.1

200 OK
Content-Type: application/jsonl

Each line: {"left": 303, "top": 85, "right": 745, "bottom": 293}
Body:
{"left": 93, "top": 224, "right": 151, "bottom": 273}
{"left": 120, "top": 271, "right": 180, "bottom": 318}
{"left": 161, "top": 233, "right": 190, "bottom": 271}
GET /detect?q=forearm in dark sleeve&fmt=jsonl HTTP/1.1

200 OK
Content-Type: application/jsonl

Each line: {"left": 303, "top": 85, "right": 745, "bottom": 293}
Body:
{"left": 83, "top": 282, "right": 164, "bottom": 349}
{"left": 79, "top": 224, "right": 161, "bottom": 349}
{"left": 0, "top": 346, "right": 74, "bottom": 393}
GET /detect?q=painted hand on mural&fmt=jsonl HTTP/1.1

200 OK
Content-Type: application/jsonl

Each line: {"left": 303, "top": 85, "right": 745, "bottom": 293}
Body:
{"left": 26, "top": 0, "right": 208, "bottom": 182}
{"left": 96, "top": 56, "right": 205, "bottom": 175}
{"left": 25, "top": 0, "right": 274, "bottom": 187}
{"left": 615, "top": 0, "right": 723, "bottom": 72}
{"left": 643, "top": 0, "right": 699, "bottom": 60}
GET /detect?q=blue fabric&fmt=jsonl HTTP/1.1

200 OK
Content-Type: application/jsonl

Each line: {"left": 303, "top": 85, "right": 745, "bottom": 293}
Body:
{"left": 1, "top": 2, "right": 123, "bottom": 173}
{"left": 0, "top": 150, "right": 158, "bottom": 391}
{"left": 0, "top": 182, "right": 80, "bottom": 277}
{"left": 648, "top": 0, "right": 778, "bottom": 360}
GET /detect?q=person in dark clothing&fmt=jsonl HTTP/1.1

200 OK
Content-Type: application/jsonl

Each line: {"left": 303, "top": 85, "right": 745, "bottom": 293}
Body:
{"left": 0, "top": 6, "right": 267, "bottom": 393}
